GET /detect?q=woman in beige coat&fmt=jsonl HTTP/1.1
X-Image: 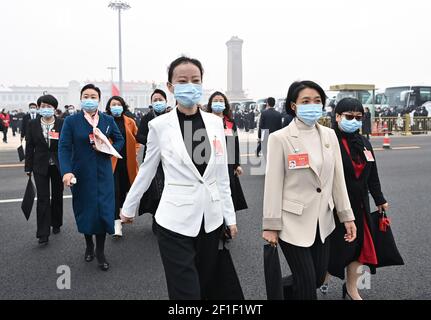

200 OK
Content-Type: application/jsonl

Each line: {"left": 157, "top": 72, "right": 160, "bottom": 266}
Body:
{"left": 262, "top": 80, "right": 357, "bottom": 300}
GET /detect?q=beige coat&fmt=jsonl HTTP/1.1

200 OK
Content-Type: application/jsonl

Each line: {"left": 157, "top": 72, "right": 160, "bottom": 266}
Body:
{"left": 262, "top": 120, "right": 354, "bottom": 247}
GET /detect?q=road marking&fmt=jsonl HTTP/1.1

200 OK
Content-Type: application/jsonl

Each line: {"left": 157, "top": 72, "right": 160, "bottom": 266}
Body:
{"left": 0, "top": 164, "right": 24, "bottom": 168}
{"left": 0, "top": 195, "right": 73, "bottom": 204}
{"left": 240, "top": 146, "right": 421, "bottom": 156}
{"left": 0, "top": 146, "right": 422, "bottom": 168}
{"left": 373, "top": 146, "right": 421, "bottom": 151}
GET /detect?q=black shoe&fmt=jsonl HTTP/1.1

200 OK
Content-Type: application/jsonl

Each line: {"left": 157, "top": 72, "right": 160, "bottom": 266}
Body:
{"left": 85, "top": 247, "right": 95, "bottom": 262}
{"left": 38, "top": 236, "right": 49, "bottom": 245}
{"left": 342, "top": 283, "right": 352, "bottom": 300}
{"left": 96, "top": 254, "right": 110, "bottom": 271}
{"left": 52, "top": 227, "right": 61, "bottom": 234}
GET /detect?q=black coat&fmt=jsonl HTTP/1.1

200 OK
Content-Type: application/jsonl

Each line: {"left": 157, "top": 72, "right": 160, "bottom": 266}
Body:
{"left": 136, "top": 110, "right": 165, "bottom": 160}
{"left": 258, "top": 108, "right": 282, "bottom": 139}
{"left": 25, "top": 117, "right": 63, "bottom": 176}
{"left": 137, "top": 109, "right": 166, "bottom": 215}
{"left": 328, "top": 133, "right": 386, "bottom": 279}
{"left": 224, "top": 118, "right": 247, "bottom": 212}
{"left": 362, "top": 112, "right": 372, "bottom": 134}
{"left": 21, "top": 114, "right": 40, "bottom": 139}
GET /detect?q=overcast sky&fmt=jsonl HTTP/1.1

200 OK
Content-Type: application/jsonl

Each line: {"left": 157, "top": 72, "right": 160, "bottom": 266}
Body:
{"left": 1, "top": 0, "right": 430, "bottom": 98}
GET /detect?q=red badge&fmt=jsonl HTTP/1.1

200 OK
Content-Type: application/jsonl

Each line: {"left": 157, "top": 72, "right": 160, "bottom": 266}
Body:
{"left": 224, "top": 128, "right": 233, "bottom": 136}
{"left": 364, "top": 150, "right": 375, "bottom": 162}
{"left": 89, "top": 133, "right": 95, "bottom": 145}
{"left": 287, "top": 153, "right": 310, "bottom": 169}
{"left": 48, "top": 131, "right": 59, "bottom": 140}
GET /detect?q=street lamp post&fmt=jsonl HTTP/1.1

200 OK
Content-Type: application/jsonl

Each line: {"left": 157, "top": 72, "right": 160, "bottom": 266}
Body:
{"left": 108, "top": 1, "right": 131, "bottom": 96}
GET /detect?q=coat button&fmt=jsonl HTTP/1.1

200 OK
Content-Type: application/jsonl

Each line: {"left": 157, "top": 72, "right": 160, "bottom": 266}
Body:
{"left": 317, "top": 188, "right": 322, "bottom": 193}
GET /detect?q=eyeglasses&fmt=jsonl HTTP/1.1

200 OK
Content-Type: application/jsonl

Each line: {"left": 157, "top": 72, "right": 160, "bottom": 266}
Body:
{"left": 342, "top": 114, "right": 362, "bottom": 121}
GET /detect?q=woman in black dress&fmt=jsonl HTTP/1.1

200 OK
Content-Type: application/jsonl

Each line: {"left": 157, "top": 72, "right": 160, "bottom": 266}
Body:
{"left": 207, "top": 91, "right": 248, "bottom": 214}
{"left": 327, "top": 98, "right": 389, "bottom": 300}
{"left": 136, "top": 89, "right": 170, "bottom": 230}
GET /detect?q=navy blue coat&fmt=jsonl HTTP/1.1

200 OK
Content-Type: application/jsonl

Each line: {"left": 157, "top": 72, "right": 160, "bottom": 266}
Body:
{"left": 58, "top": 112, "right": 124, "bottom": 235}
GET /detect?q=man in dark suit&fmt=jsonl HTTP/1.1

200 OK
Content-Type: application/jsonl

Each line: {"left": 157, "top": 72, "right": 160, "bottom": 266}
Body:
{"left": 256, "top": 97, "right": 282, "bottom": 157}
{"left": 25, "top": 95, "right": 64, "bottom": 245}
{"left": 21, "top": 102, "right": 39, "bottom": 142}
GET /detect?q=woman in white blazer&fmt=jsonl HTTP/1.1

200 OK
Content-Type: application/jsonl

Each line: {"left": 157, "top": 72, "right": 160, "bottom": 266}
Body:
{"left": 120, "top": 57, "right": 237, "bottom": 300}
{"left": 262, "top": 80, "right": 357, "bottom": 300}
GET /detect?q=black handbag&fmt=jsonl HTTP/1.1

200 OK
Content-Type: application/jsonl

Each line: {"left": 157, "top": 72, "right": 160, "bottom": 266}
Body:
{"left": 17, "top": 145, "right": 25, "bottom": 162}
{"left": 369, "top": 210, "right": 404, "bottom": 268}
{"left": 21, "top": 175, "right": 35, "bottom": 221}
{"left": 206, "top": 245, "right": 244, "bottom": 300}
{"left": 263, "top": 244, "right": 284, "bottom": 300}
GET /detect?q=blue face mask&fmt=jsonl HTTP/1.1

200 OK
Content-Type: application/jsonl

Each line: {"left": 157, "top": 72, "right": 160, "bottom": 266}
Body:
{"left": 339, "top": 117, "right": 362, "bottom": 133}
{"left": 39, "top": 108, "right": 55, "bottom": 118}
{"left": 111, "top": 105, "right": 123, "bottom": 117}
{"left": 29, "top": 108, "right": 37, "bottom": 114}
{"left": 174, "top": 83, "right": 202, "bottom": 108}
{"left": 296, "top": 104, "right": 323, "bottom": 126}
{"left": 153, "top": 101, "right": 167, "bottom": 113}
{"left": 81, "top": 99, "right": 99, "bottom": 112}
{"left": 211, "top": 102, "right": 226, "bottom": 113}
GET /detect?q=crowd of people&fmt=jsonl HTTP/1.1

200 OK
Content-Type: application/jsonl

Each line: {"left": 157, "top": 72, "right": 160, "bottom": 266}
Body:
{"left": 6, "top": 56, "right": 403, "bottom": 300}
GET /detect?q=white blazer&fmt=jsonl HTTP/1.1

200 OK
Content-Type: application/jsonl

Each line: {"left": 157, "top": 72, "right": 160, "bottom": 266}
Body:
{"left": 121, "top": 108, "right": 236, "bottom": 237}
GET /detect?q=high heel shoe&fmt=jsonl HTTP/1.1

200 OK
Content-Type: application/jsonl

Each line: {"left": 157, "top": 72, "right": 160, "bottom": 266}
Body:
{"left": 84, "top": 247, "right": 95, "bottom": 262}
{"left": 96, "top": 254, "right": 110, "bottom": 271}
{"left": 342, "top": 283, "right": 353, "bottom": 300}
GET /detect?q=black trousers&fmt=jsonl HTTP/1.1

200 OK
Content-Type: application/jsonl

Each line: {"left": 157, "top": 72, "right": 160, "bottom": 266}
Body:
{"left": 279, "top": 227, "right": 330, "bottom": 300}
{"left": 33, "top": 165, "right": 64, "bottom": 238}
{"left": 156, "top": 221, "right": 223, "bottom": 300}
{"left": 114, "top": 158, "right": 130, "bottom": 220}
{"left": 2, "top": 127, "right": 8, "bottom": 142}
{"left": 256, "top": 140, "right": 262, "bottom": 155}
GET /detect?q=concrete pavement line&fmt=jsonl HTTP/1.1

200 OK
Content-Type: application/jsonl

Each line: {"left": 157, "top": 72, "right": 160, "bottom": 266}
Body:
{"left": 0, "top": 195, "right": 73, "bottom": 204}
{"left": 0, "top": 164, "right": 24, "bottom": 168}
{"left": 239, "top": 146, "right": 421, "bottom": 156}
{"left": 0, "top": 146, "right": 421, "bottom": 168}
{"left": 374, "top": 146, "right": 421, "bottom": 151}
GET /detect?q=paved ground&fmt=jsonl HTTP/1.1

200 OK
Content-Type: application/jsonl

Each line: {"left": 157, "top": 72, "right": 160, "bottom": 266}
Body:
{"left": 0, "top": 134, "right": 430, "bottom": 300}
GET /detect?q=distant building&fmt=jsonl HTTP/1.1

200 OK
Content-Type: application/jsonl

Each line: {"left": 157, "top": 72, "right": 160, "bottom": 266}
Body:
{"left": 0, "top": 80, "right": 216, "bottom": 112}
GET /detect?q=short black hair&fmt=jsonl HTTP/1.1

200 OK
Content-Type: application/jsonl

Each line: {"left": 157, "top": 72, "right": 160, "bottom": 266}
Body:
{"left": 267, "top": 97, "right": 276, "bottom": 107}
{"left": 37, "top": 94, "right": 59, "bottom": 109}
{"left": 105, "top": 96, "right": 130, "bottom": 115}
{"left": 168, "top": 56, "right": 204, "bottom": 83}
{"left": 206, "top": 91, "right": 233, "bottom": 120}
{"left": 285, "top": 80, "right": 326, "bottom": 117}
{"left": 80, "top": 84, "right": 101, "bottom": 100}
{"left": 335, "top": 97, "right": 364, "bottom": 115}
{"left": 29, "top": 103, "right": 37, "bottom": 108}
{"left": 151, "top": 89, "right": 167, "bottom": 102}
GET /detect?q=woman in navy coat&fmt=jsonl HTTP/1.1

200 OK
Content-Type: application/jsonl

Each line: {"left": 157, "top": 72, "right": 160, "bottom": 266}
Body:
{"left": 59, "top": 84, "right": 124, "bottom": 271}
